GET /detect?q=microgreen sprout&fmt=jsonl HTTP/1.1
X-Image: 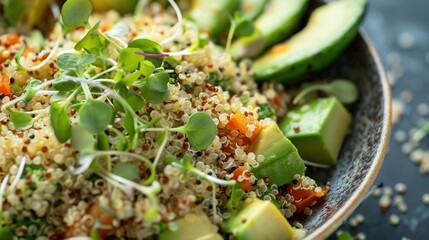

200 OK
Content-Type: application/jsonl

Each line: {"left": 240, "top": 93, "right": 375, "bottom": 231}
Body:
{"left": 60, "top": 0, "right": 92, "bottom": 34}
{"left": 293, "top": 79, "right": 359, "bottom": 105}
{"left": 226, "top": 12, "right": 255, "bottom": 52}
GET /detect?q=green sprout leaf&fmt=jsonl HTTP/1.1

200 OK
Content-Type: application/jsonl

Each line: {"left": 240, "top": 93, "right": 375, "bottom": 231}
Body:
{"left": 226, "top": 184, "right": 245, "bottom": 212}
{"left": 140, "top": 72, "right": 170, "bottom": 104}
{"left": 182, "top": 112, "right": 217, "bottom": 150}
{"left": 118, "top": 47, "right": 145, "bottom": 72}
{"left": 50, "top": 102, "right": 72, "bottom": 143}
{"left": 128, "top": 38, "right": 163, "bottom": 67}
{"left": 79, "top": 99, "right": 114, "bottom": 134}
{"left": 140, "top": 60, "right": 156, "bottom": 77}
{"left": 61, "top": 0, "right": 92, "bottom": 34}
{"left": 114, "top": 86, "right": 145, "bottom": 112}
{"left": 112, "top": 162, "right": 139, "bottom": 181}
{"left": 75, "top": 22, "right": 109, "bottom": 58}
{"left": 96, "top": 132, "right": 110, "bottom": 151}
{"left": 53, "top": 73, "right": 78, "bottom": 91}
{"left": 71, "top": 125, "right": 95, "bottom": 153}
{"left": 57, "top": 53, "right": 97, "bottom": 77}
{"left": 10, "top": 110, "right": 34, "bottom": 130}
{"left": 22, "top": 79, "right": 42, "bottom": 103}
{"left": 2, "top": 0, "right": 25, "bottom": 26}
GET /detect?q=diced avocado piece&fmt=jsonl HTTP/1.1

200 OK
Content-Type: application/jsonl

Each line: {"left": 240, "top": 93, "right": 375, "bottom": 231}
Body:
{"left": 279, "top": 97, "right": 352, "bottom": 166}
{"left": 230, "top": 0, "right": 308, "bottom": 59}
{"left": 224, "top": 199, "right": 295, "bottom": 240}
{"left": 240, "top": 0, "right": 269, "bottom": 21}
{"left": 159, "top": 211, "right": 222, "bottom": 240}
{"left": 253, "top": 0, "right": 367, "bottom": 84}
{"left": 248, "top": 120, "right": 305, "bottom": 186}
{"left": 90, "top": 0, "right": 139, "bottom": 14}
{"left": 188, "top": 0, "right": 240, "bottom": 40}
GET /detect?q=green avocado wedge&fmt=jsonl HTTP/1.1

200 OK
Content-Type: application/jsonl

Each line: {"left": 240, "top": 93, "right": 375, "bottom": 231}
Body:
{"left": 188, "top": 0, "right": 240, "bottom": 40}
{"left": 240, "top": 0, "right": 269, "bottom": 21}
{"left": 253, "top": 0, "right": 368, "bottom": 84}
{"left": 230, "top": 0, "right": 308, "bottom": 59}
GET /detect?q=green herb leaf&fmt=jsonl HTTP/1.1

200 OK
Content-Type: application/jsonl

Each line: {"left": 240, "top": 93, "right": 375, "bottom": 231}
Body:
{"left": 257, "top": 103, "right": 276, "bottom": 120}
{"left": 74, "top": 22, "right": 109, "bottom": 67}
{"left": 182, "top": 154, "right": 194, "bottom": 171}
{"left": 128, "top": 38, "right": 163, "bottom": 67}
{"left": 122, "top": 110, "right": 136, "bottom": 136}
{"left": 22, "top": 79, "right": 42, "bottom": 103}
{"left": 226, "top": 184, "right": 245, "bottom": 212}
{"left": 112, "top": 162, "right": 139, "bottom": 181}
{"left": 90, "top": 228, "right": 102, "bottom": 240}
{"left": 140, "top": 60, "right": 156, "bottom": 76}
{"left": 71, "top": 125, "right": 95, "bottom": 153}
{"left": 164, "top": 154, "right": 178, "bottom": 165}
{"left": 118, "top": 47, "right": 145, "bottom": 72}
{"left": 10, "top": 110, "right": 33, "bottom": 130}
{"left": 235, "top": 18, "right": 255, "bottom": 37}
{"left": 79, "top": 99, "right": 114, "bottom": 134}
{"left": 53, "top": 75, "right": 78, "bottom": 91}
{"left": 322, "top": 79, "right": 358, "bottom": 104}
{"left": 140, "top": 72, "right": 170, "bottom": 104}
{"left": 57, "top": 53, "right": 97, "bottom": 77}
{"left": 182, "top": 112, "right": 217, "bottom": 150}
{"left": 96, "top": 132, "right": 110, "bottom": 151}
{"left": 50, "top": 102, "right": 72, "bottom": 143}
{"left": 61, "top": 0, "right": 92, "bottom": 34}
{"left": 2, "top": 0, "right": 25, "bottom": 26}
{"left": 337, "top": 231, "right": 353, "bottom": 240}
{"left": 114, "top": 86, "right": 145, "bottom": 112}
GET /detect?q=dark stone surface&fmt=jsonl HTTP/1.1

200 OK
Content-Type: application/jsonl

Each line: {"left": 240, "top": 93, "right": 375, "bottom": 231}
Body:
{"left": 328, "top": 0, "right": 429, "bottom": 239}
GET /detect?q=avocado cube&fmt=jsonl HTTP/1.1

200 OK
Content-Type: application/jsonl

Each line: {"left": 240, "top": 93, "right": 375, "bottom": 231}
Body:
{"left": 248, "top": 121, "right": 306, "bottom": 186}
{"left": 280, "top": 97, "right": 352, "bottom": 166}
{"left": 159, "top": 211, "right": 222, "bottom": 240}
{"left": 224, "top": 199, "right": 295, "bottom": 240}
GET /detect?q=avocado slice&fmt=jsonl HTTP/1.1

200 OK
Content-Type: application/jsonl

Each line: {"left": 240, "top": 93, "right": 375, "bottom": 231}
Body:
{"left": 224, "top": 199, "right": 295, "bottom": 240}
{"left": 188, "top": 0, "right": 240, "bottom": 40}
{"left": 159, "top": 211, "right": 222, "bottom": 240}
{"left": 248, "top": 120, "right": 306, "bottom": 186}
{"left": 230, "top": 0, "right": 308, "bottom": 59}
{"left": 279, "top": 97, "right": 352, "bottom": 166}
{"left": 253, "top": 0, "right": 367, "bottom": 84}
{"left": 240, "top": 0, "right": 269, "bottom": 21}
{"left": 90, "top": 0, "right": 139, "bottom": 14}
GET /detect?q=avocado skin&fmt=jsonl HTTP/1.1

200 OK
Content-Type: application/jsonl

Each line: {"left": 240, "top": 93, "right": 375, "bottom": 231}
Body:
{"left": 279, "top": 97, "right": 352, "bottom": 166}
{"left": 248, "top": 121, "right": 306, "bottom": 186}
{"left": 188, "top": 0, "right": 240, "bottom": 40}
{"left": 224, "top": 199, "right": 295, "bottom": 240}
{"left": 230, "top": 0, "right": 308, "bottom": 59}
{"left": 253, "top": 0, "right": 368, "bottom": 85}
{"left": 90, "top": 0, "right": 139, "bottom": 14}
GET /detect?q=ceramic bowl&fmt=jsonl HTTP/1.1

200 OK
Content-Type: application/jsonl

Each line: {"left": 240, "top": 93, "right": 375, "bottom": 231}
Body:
{"left": 294, "top": 31, "right": 391, "bottom": 239}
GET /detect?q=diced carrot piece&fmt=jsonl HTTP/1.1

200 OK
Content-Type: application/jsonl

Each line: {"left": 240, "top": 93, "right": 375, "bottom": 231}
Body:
{"left": 0, "top": 74, "right": 12, "bottom": 95}
{"left": 6, "top": 33, "right": 20, "bottom": 45}
{"left": 286, "top": 180, "right": 329, "bottom": 214}
{"left": 227, "top": 112, "right": 261, "bottom": 140}
{"left": 232, "top": 166, "right": 253, "bottom": 191}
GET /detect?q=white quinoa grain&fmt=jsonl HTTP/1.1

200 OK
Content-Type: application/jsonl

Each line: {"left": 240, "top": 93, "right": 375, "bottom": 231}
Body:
{"left": 379, "top": 195, "right": 391, "bottom": 209}
{"left": 422, "top": 193, "right": 429, "bottom": 204}
{"left": 389, "top": 214, "right": 400, "bottom": 225}
{"left": 394, "top": 183, "right": 407, "bottom": 194}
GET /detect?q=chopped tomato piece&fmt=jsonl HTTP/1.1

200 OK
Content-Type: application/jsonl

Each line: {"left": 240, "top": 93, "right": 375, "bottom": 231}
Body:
{"left": 286, "top": 179, "right": 329, "bottom": 214}
{"left": 227, "top": 112, "right": 261, "bottom": 140}
{"left": 0, "top": 74, "right": 12, "bottom": 95}
{"left": 232, "top": 166, "right": 253, "bottom": 191}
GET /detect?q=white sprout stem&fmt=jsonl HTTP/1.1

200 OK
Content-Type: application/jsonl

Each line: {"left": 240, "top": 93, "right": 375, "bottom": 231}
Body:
{"left": 145, "top": 131, "right": 169, "bottom": 184}
{"left": 37, "top": 90, "right": 59, "bottom": 95}
{"left": 100, "top": 171, "right": 134, "bottom": 198}
{"left": 171, "top": 162, "right": 236, "bottom": 186}
{"left": 134, "top": 0, "right": 149, "bottom": 17}
{"left": 225, "top": 18, "right": 237, "bottom": 52}
{"left": 94, "top": 78, "right": 116, "bottom": 84}
{"left": 81, "top": 82, "right": 93, "bottom": 99}
{"left": 159, "top": 0, "right": 183, "bottom": 46}
{"left": 302, "top": 160, "right": 331, "bottom": 169}
{"left": 50, "top": 1, "right": 61, "bottom": 20}
{"left": 0, "top": 174, "right": 10, "bottom": 212}
{"left": 19, "top": 34, "right": 62, "bottom": 72}
{"left": 107, "top": 58, "right": 118, "bottom": 66}
{"left": 25, "top": 107, "right": 50, "bottom": 115}
{"left": 69, "top": 155, "right": 95, "bottom": 175}
{"left": 93, "top": 151, "right": 153, "bottom": 169}
{"left": 8, "top": 157, "right": 27, "bottom": 193}
{"left": 211, "top": 182, "right": 217, "bottom": 221}
{"left": 163, "top": 49, "right": 205, "bottom": 57}
{"left": 105, "top": 34, "right": 128, "bottom": 49}
{"left": 292, "top": 85, "right": 322, "bottom": 105}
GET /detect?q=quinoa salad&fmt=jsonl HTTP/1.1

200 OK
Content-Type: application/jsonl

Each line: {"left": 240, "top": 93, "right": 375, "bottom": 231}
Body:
{"left": 0, "top": 1, "right": 356, "bottom": 239}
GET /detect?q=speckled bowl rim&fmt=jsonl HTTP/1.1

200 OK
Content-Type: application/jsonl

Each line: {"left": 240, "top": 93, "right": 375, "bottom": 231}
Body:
{"left": 304, "top": 30, "right": 392, "bottom": 240}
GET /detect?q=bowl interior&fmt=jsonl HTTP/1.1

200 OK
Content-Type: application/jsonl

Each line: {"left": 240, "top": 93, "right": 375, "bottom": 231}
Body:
{"left": 291, "top": 32, "right": 391, "bottom": 239}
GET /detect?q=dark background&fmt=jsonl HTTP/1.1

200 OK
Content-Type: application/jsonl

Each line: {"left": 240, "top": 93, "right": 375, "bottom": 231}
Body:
{"left": 330, "top": 0, "right": 429, "bottom": 239}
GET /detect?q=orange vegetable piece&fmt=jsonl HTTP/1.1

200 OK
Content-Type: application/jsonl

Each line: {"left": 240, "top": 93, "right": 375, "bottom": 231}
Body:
{"left": 232, "top": 166, "right": 253, "bottom": 191}
{"left": 0, "top": 74, "right": 12, "bottom": 95}
{"left": 286, "top": 179, "right": 329, "bottom": 214}
{"left": 227, "top": 112, "right": 261, "bottom": 140}
{"left": 6, "top": 33, "right": 20, "bottom": 45}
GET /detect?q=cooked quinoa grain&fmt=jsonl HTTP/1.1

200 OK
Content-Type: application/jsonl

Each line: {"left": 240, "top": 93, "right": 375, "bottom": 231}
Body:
{"left": 0, "top": 3, "right": 331, "bottom": 239}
